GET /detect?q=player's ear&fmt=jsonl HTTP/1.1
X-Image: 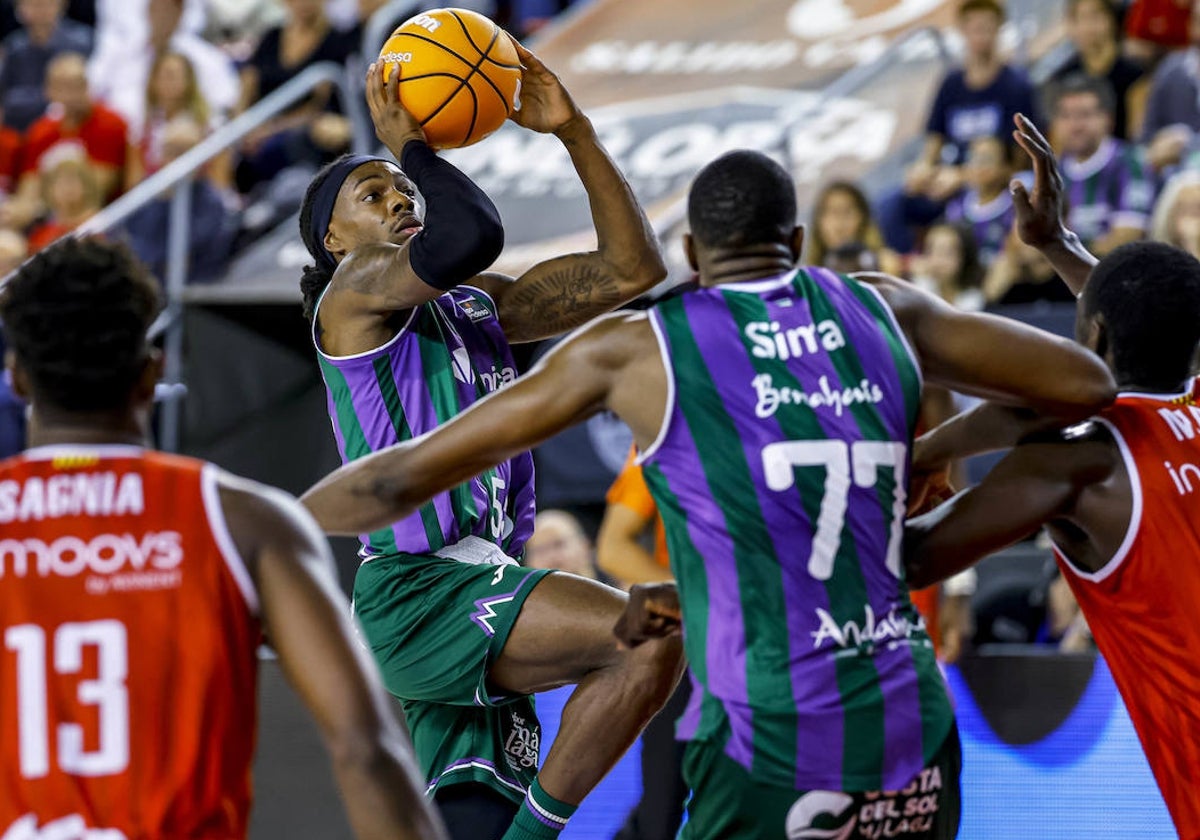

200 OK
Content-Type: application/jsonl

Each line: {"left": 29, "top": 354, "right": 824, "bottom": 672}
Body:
{"left": 323, "top": 224, "right": 345, "bottom": 261}
{"left": 790, "top": 225, "right": 804, "bottom": 264}
{"left": 683, "top": 233, "right": 698, "bottom": 271}
{"left": 6, "top": 350, "right": 30, "bottom": 401}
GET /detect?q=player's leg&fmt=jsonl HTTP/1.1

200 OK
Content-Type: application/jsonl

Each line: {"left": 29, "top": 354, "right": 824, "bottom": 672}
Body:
{"left": 488, "top": 573, "right": 685, "bottom": 832}
{"left": 435, "top": 784, "right": 519, "bottom": 840}
{"left": 613, "top": 675, "right": 692, "bottom": 840}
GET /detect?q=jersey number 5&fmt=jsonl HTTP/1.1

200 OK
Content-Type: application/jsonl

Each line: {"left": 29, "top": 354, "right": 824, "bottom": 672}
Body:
{"left": 5, "top": 620, "right": 130, "bottom": 779}
{"left": 762, "top": 440, "right": 907, "bottom": 581}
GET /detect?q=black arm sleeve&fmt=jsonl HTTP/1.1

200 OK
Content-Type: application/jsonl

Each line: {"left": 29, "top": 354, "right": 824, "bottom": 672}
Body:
{"left": 401, "top": 141, "right": 505, "bottom": 291}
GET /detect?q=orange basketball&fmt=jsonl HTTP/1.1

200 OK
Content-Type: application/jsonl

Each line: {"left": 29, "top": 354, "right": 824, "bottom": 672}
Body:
{"left": 379, "top": 8, "right": 522, "bottom": 149}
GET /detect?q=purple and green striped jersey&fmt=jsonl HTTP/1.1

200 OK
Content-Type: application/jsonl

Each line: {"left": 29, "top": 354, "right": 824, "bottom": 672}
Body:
{"left": 640, "top": 268, "right": 953, "bottom": 793}
{"left": 945, "top": 187, "right": 1014, "bottom": 266}
{"left": 1062, "top": 137, "right": 1156, "bottom": 247}
{"left": 314, "top": 286, "right": 535, "bottom": 559}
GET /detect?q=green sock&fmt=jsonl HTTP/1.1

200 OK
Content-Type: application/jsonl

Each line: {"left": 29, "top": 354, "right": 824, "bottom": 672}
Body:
{"left": 501, "top": 777, "right": 578, "bottom": 840}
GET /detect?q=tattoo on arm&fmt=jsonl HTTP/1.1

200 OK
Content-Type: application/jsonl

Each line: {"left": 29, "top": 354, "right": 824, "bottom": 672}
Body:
{"left": 501, "top": 259, "right": 623, "bottom": 340}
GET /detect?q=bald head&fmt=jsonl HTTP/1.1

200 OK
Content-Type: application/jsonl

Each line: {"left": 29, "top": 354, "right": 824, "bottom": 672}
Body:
{"left": 45, "top": 52, "right": 90, "bottom": 120}
{"left": 525, "top": 511, "right": 595, "bottom": 578}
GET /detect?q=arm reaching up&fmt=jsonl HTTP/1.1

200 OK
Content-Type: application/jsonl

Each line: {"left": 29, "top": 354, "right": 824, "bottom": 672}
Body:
{"left": 473, "top": 43, "right": 667, "bottom": 343}
{"left": 1009, "top": 113, "right": 1098, "bottom": 297}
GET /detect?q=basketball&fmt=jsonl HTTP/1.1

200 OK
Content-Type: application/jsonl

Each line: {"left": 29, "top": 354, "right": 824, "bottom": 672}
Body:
{"left": 378, "top": 8, "right": 522, "bottom": 149}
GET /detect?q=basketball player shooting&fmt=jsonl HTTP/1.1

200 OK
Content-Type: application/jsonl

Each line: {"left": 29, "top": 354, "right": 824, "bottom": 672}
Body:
{"left": 302, "top": 149, "right": 1117, "bottom": 839}
{"left": 295, "top": 36, "right": 682, "bottom": 840}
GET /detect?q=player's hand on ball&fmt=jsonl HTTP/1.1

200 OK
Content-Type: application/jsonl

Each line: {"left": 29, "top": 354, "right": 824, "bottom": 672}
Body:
{"left": 614, "top": 582, "right": 682, "bottom": 649}
{"left": 366, "top": 60, "right": 426, "bottom": 153}
{"left": 508, "top": 41, "right": 584, "bottom": 136}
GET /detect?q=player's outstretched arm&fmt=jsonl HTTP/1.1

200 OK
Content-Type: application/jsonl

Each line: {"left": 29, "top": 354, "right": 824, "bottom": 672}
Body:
{"left": 904, "top": 436, "right": 1114, "bottom": 588}
{"left": 470, "top": 43, "right": 667, "bottom": 343}
{"left": 303, "top": 312, "right": 658, "bottom": 534}
{"left": 219, "top": 475, "right": 447, "bottom": 840}
{"left": 1010, "top": 113, "right": 1098, "bottom": 297}
{"left": 861, "top": 273, "right": 1115, "bottom": 421}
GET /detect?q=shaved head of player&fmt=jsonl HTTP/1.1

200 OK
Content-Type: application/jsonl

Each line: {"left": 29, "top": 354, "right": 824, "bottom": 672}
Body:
{"left": 0, "top": 237, "right": 446, "bottom": 840}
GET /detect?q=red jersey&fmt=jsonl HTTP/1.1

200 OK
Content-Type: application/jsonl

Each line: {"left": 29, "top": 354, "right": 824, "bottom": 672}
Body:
{"left": 21, "top": 104, "right": 127, "bottom": 196}
{"left": 1055, "top": 377, "right": 1200, "bottom": 838}
{"left": 0, "top": 445, "right": 262, "bottom": 839}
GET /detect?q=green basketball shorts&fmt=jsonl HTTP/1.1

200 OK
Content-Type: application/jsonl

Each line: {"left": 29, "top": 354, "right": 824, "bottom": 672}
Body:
{"left": 352, "top": 538, "right": 554, "bottom": 803}
{"left": 680, "top": 725, "right": 961, "bottom": 839}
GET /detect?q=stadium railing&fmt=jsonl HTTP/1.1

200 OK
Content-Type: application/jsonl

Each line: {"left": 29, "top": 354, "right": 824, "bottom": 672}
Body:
{"left": 72, "top": 62, "right": 372, "bottom": 452}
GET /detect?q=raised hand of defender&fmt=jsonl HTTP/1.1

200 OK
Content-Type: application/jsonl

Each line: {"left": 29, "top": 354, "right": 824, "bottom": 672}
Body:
{"left": 1010, "top": 113, "right": 1069, "bottom": 250}
{"left": 614, "top": 582, "right": 682, "bottom": 649}
{"left": 366, "top": 61, "right": 426, "bottom": 154}
{"left": 508, "top": 40, "right": 584, "bottom": 136}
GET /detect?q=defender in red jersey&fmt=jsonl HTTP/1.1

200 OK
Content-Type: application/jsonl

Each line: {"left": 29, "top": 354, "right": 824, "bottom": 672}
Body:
{"left": 906, "top": 116, "right": 1200, "bottom": 839}
{"left": 0, "top": 239, "right": 447, "bottom": 840}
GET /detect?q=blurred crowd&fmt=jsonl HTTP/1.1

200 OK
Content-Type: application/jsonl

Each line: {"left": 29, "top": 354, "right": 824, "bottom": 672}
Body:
{"left": 819, "top": 0, "right": 1200, "bottom": 312}
{"left": 806, "top": 0, "right": 1200, "bottom": 659}
{"left": 0, "top": 0, "right": 584, "bottom": 285}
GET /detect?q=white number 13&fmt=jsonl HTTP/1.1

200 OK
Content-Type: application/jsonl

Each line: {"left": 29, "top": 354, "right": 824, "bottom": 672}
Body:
{"left": 763, "top": 440, "right": 907, "bottom": 581}
{"left": 5, "top": 620, "right": 130, "bottom": 779}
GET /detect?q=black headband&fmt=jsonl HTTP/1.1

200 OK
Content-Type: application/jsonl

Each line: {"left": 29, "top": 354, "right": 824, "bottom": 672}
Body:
{"left": 308, "top": 154, "right": 390, "bottom": 272}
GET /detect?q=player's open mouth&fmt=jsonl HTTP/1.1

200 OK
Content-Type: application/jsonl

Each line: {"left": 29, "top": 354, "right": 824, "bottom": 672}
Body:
{"left": 392, "top": 218, "right": 423, "bottom": 236}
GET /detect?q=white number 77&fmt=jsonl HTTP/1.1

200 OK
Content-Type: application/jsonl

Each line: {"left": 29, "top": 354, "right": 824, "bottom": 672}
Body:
{"left": 762, "top": 440, "right": 907, "bottom": 581}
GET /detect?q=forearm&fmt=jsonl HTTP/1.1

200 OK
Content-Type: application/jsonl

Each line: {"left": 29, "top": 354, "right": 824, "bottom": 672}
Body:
{"left": 402, "top": 142, "right": 504, "bottom": 289}
{"left": 915, "top": 402, "right": 1048, "bottom": 468}
{"left": 556, "top": 115, "right": 665, "bottom": 293}
{"left": 332, "top": 734, "right": 447, "bottom": 840}
{"left": 598, "top": 536, "right": 670, "bottom": 586}
{"left": 1036, "top": 230, "right": 1097, "bottom": 297}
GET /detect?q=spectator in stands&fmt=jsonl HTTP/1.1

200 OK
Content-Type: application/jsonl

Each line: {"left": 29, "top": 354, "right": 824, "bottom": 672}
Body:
{"left": 0, "top": 0, "right": 93, "bottom": 132}
{"left": 125, "top": 50, "right": 228, "bottom": 191}
{"left": 26, "top": 145, "right": 102, "bottom": 251}
{"left": 1049, "top": 0, "right": 1147, "bottom": 141}
{"left": 807, "top": 181, "right": 901, "bottom": 274}
{"left": 203, "top": 0, "right": 286, "bottom": 60}
{"left": 524, "top": 510, "right": 598, "bottom": 578}
{"left": 3, "top": 52, "right": 126, "bottom": 230}
{"left": 1140, "top": 0, "right": 1200, "bottom": 174}
{"left": 879, "top": 0, "right": 1037, "bottom": 253}
{"left": 1123, "top": 0, "right": 1194, "bottom": 64}
{"left": 0, "top": 106, "right": 20, "bottom": 199}
{"left": 0, "top": 0, "right": 92, "bottom": 39}
{"left": 233, "top": 0, "right": 357, "bottom": 195}
{"left": 910, "top": 222, "right": 987, "bottom": 311}
{"left": 983, "top": 231, "right": 1078, "bottom": 304}
{"left": 87, "top": 0, "right": 238, "bottom": 134}
{"left": 119, "top": 114, "right": 236, "bottom": 285}
{"left": 509, "top": 0, "right": 579, "bottom": 37}
{"left": 0, "top": 229, "right": 29, "bottom": 457}
{"left": 1052, "top": 73, "right": 1156, "bottom": 254}
{"left": 944, "top": 134, "right": 1016, "bottom": 265}
{"left": 1151, "top": 169, "right": 1200, "bottom": 258}
{"left": 823, "top": 242, "right": 880, "bottom": 274}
